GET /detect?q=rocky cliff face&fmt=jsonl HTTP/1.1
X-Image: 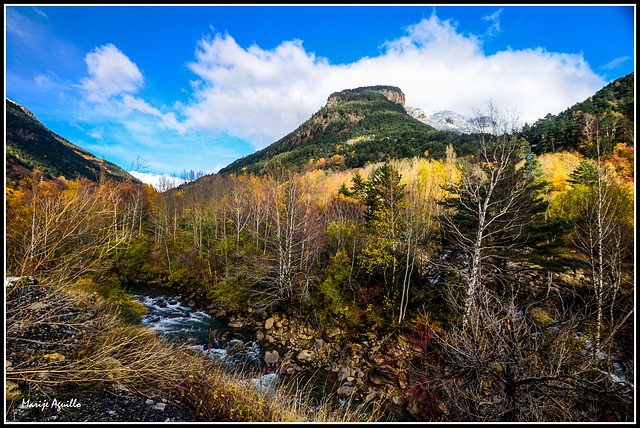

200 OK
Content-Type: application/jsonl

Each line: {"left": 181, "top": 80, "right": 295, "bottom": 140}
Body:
{"left": 376, "top": 87, "right": 405, "bottom": 107}
{"left": 326, "top": 85, "right": 405, "bottom": 108}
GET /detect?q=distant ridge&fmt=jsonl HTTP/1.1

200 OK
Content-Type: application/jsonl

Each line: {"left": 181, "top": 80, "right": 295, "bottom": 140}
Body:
{"left": 6, "top": 98, "right": 136, "bottom": 186}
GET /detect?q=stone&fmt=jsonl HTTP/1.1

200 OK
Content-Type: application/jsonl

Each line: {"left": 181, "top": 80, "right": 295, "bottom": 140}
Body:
{"left": 264, "top": 350, "right": 279, "bottom": 365}
{"left": 256, "top": 330, "right": 265, "bottom": 342}
{"left": 368, "top": 365, "right": 399, "bottom": 386}
{"left": 186, "top": 300, "right": 195, "bottom": 307}
{"left": 152, "top": 402, "right": 166, "bottom": 411}
{"left": 312, "top": 339, "right": 325, "bottom": 350}
{"left": 323, "top": 327, "right": 343, "bottom": 343}
{"left": 296, "top": 350, "right": 315, "bottom": 364}
{"left": 337, "top": 365, "right": 350, "bottom": 382}
{"left": 228, "top": 320, "right": 244, "bottom": 328}
{"left": 43, "top": 352, "right": 65, "bottom": 362}
{"left": 336, "top": 383, "right": 356, "bottom": 399}
{"left": 6, "top": 381, "right": 22, "bottom": 401}
{"left": 275, "top": 321, "right": 282, "bottom": 328}
{"left": 6, "top": 360, "right": 12, "bottom": 368}
{"left": 264, "top": 318, "right": 274, "bottom": 330}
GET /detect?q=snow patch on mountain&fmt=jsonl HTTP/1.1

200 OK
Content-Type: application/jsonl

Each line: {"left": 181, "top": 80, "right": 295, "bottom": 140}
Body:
{"left": 129, "top": 171, "right": 188, "bottom": 191}
{"left": 406, "top": 106, "right": 479, "bottom": 134}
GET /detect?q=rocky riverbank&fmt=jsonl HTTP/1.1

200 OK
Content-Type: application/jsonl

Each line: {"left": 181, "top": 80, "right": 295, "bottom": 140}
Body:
{"left": 5, "top": 284, "right": 195, "bottom": 422}
{"left": 204, "top": 301, "right": 434, "bottom": 421}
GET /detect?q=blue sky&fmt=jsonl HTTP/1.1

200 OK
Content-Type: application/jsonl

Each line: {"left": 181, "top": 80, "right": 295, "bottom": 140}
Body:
{"left": 5, "top": 4, "right": 635, "bottom": 180}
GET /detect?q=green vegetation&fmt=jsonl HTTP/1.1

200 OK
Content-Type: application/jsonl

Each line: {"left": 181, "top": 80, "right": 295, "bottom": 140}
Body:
{"left": 5, "top": 78, "right": 634, "bottom": 422}
{"left": 218, "top": 86, "right": 476, "bottom": 175}
{"left": 522, "top": 72, "right": 634, "bottom": 154}
{"left": 5, "top": 98, "right": 136, "bottom": 187}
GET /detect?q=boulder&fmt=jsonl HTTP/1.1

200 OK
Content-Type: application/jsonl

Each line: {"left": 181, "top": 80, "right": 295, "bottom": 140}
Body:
{"left": 337, "top": 365, "right": 351, "bottom": 382}
{"left": 228, "top": 320, "right": 244, "bottom": 328}
{"left": 336, "top": 383, "right": 356, "bottom": 399}
{"left": 255, "top": 330, "right": 265, "bottom": 342}
{"left": 264, "top": 350, "right": 279, "bottom": 365}
{"left": 296, "top": 350, "right": 315, "bottom": 364}
{"left": 368, "top": 365, "right": 399, "bottom": 386}
{"left": 323, "top": 327, "right": 343, "bottom": 343}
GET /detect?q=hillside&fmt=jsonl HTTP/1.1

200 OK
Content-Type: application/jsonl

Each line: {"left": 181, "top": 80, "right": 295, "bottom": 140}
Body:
{"left": 218, "top": 86, "right": 475, "bottom": 175}
{"left": 522, "top": 72, "right": 634, "bottom": 154}
{"left": 5, "top": 98, "right": 136, "bottom": 187}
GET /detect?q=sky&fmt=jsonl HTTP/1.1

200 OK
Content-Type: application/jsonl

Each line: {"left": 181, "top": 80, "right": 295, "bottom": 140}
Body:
{"left": 4, "top": 4, "right": 636, "bottom": 181}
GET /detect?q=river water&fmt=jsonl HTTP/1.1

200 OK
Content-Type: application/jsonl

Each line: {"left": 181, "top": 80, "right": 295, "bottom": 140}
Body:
{"left": 129, "top": 284, "right": 390, "bottom": 420}
{"left": 129, "top": 284, "right": 275, "bottom": 389}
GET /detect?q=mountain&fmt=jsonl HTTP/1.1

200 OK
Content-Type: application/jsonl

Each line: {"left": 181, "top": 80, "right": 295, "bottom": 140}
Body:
{"left": 522, "top": 72, "right": 634, "bottom": 154}
{"left": 5, "top": 98, "right": 135, "bottom": 186}
{"left": 405, "top": 106, "right": 478, "bottom": 134}
{"left": 218, "top": 85, "right": 472, "bottom": 175}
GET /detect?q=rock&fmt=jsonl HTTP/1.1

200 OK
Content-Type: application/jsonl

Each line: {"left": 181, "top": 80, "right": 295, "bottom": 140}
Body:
{"left": 264, "top": 350, "right": 279, "bottom": 365}
{"left": 255, "top": 330, "right": 265, "bottom": 342}
{"left": 6, "top": 360, "right": 12, "bottom": 368}
{"left": 368, "top": 365, "right": 399, "bottom": 386}
{"left": 323, "top": 327, "right": 343, "bottom": 343}
{"left": 264, "top": 318, "right": 274, "bottom": 330}
{"left": 528, "top": 307, "right": 553, "bottom": 326}
{"left": 296, "top": 350, "right": 315, "bottom": 364}
{"left": 312, "top": 339, "right": 325, "bottom": 350}
{"left": 336, "top": 383, "right": 356, "bottom": 399}
{"left": 186, "top": 300, "right": 195, "bottom": 307}
{"left": 337, "top": 365, "right": 351, "bottom": 382}
{"left": 6, "top": 381, "right": 22, "bottom": 401}
{"left": 152, "top": 402, "right": 166, "bottom": 411}
{"left": 275, "top": 321, "right": 282, "bottom": 328}
{"left": 228, "top": 321, "right": 244, "bottom": 328}
{"left": 43, "top": 352, "right": 65, "bottom": 362}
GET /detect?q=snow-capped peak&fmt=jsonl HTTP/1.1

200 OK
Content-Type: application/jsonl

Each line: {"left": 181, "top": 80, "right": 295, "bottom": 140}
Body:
{"left": 406, "top": 106, "right": 479, "bottom": 134}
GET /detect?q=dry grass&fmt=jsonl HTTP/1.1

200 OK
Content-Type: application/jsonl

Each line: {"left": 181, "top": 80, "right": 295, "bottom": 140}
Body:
{"left": 6, "top": 278, "right": 386, "bottom": 422}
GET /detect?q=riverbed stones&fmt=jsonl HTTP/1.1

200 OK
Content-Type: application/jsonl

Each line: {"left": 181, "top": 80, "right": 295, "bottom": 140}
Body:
{"left": 255, "top": 330, "right": 265, "bottom": 342}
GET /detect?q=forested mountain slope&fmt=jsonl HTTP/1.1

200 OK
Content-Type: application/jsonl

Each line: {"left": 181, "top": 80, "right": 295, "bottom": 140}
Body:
{"left": 522, "top": 72, "right": 634, "bottom": 154}
{"left": 5, "top": 98, "right": 136, "bottom": 187}
{"left": 218, "top": 86, "right": 476, "bottom": 175}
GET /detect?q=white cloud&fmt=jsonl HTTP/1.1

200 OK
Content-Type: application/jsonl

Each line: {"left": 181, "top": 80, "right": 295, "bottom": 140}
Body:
{"left": 119, "top": 94, "right": 187, "bottom": 133}
{"left": 482, "top": 9, "right": 503, "bottom": 37}
{"left": 183, "top": 12, "right": 605, "bottom": 149}
{"left": 601, "top": 56, "right": 632, "bottom": 70}
{"left": 80, "top": 44, "right": 143, "bottom": 100}
{"left": 32, "top": 7, "right": 47, "bottom": 19}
